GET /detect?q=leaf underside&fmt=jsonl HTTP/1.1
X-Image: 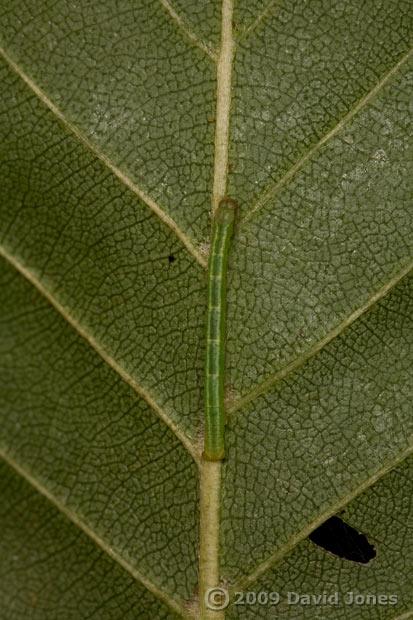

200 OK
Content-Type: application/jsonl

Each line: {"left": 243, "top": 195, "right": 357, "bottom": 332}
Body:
{"left": 0, "top": 1, "right": 412, "bottom": 619}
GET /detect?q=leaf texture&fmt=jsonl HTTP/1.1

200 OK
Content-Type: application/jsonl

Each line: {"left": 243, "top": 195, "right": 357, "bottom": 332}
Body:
{"left": 0, "top": 1, "right": 412, "bottom": 619}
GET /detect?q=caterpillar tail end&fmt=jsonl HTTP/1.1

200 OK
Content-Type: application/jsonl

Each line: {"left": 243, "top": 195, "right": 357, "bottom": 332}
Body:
{"left": 202, "top": 448, "right": 226, "bottom": 461}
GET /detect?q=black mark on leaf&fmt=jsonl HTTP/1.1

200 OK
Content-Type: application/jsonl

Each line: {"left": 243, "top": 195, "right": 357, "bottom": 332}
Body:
{"left": 309, "top": 516, "right": 376, "bottom": 564}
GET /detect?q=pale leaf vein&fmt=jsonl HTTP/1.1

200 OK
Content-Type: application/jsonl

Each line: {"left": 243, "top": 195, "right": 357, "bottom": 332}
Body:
{"left": 0, "top": 45, "right": 207, "bottom": 269}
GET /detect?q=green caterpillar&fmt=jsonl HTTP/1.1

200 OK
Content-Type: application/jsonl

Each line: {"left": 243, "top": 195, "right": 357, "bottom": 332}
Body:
{"left": 203, "top": 198, "right": 237, "bottom": 461}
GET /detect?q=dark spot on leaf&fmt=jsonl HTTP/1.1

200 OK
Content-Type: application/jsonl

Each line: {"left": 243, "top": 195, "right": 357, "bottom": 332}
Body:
{"left": 168, "top": 255, "right": 175, "bottom": 263}
{"left": 309, "top": 516, "right": 376, "bottom": 564}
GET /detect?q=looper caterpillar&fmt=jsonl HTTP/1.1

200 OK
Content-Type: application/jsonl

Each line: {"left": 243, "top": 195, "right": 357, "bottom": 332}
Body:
{"left": 203, "top": 198, "right": 237, "bottom": 461}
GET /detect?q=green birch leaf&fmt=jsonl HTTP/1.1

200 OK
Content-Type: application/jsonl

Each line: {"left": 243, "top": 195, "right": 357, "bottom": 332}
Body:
{"left": 0, "top": 1, "right": 412, "bottom": 619}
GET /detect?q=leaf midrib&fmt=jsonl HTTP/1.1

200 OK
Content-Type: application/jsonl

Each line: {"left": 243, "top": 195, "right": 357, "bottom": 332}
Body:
{"left": 0, "top": 9, "right": 411, "bottom": 618}
{"left": 0, "top": 40, "right": 410, "bottom": 427}
{"left": 0, "top": 25, "right": 411, "bottom": 475}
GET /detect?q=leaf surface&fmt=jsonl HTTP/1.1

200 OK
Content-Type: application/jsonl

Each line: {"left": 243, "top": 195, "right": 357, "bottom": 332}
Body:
{"left": 0, "top": 1, "right": 412, "bottom": 618}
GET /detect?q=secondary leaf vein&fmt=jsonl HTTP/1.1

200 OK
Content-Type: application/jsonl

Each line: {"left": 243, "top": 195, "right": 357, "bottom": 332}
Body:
{"left": 237, "top": 0, "right": 284, "bottom": 43}
{"left": 0, "top": 447, "right": 192, "bottom": 620}
{"left": 240, "top": 46, "right": 413, "bottom": 228}
{"left": 0, "top": 45, "right": 207, "bottom": 269}
{"left": 159, "top": 0, "right": 218, "bottom": 61}
{"left": 231, "top": 443, "right": 413, "bottom": 592}
{"left": 0, "top": 243, "right": 201, "bottom": 466}
{"left": 229, "top": 258, "right": 413, "bottom": 414}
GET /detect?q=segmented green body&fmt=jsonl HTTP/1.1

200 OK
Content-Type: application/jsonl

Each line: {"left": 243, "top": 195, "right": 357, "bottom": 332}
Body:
{"left": 204, "top": 198, "right": 237, "bottom": 461}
